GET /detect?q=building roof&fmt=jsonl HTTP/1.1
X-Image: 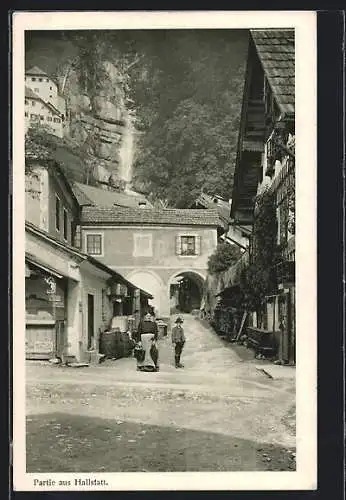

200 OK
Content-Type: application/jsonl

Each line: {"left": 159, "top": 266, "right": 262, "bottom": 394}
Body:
{"left": 195, "top": 193, "right": 231, "bottom": 223}
{"left": 81, "top": 206, "right": 223, "bottom": 228}
{"left": 25, "top": 86, "right": 41, "bottom": 100}
{"left": 25, "top": 86, "right": 62, "bottom": 117}
{"left": 251, "top": 29, "right": 295, "bottom": 116}
{"left": 26, "top": 66, "right": 49, "bottom": 77}
{"left": 72, "top": 182, "right": 152, "bottom": 209}
{"left": 71, "top": 183, "right": 94, "bottom": 206}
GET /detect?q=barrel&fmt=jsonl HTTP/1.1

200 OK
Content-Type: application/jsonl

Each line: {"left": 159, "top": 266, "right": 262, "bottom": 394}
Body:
{"left": 99, "top": 331, "right": 117, "bottom": 358}
{"left": 113, "top": 330, "right": 124, "bottom": 359}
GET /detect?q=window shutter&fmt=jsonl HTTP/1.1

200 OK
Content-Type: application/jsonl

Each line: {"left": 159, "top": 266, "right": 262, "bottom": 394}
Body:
{"left": 176, "top": 235, "right": 182, "bottom": 255}
{"left": 195, "top": 236, "right": 201, "bottom": 255}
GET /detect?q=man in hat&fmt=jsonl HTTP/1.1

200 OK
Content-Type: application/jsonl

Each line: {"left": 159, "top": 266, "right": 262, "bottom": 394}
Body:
{"left": 171, "top": 317, "right": 186, "bottom": 368}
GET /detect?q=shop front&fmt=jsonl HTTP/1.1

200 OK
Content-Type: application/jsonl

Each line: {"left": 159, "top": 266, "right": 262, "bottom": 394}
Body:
{"left": 25, "top": 255, "right": 69, "bottom": 360}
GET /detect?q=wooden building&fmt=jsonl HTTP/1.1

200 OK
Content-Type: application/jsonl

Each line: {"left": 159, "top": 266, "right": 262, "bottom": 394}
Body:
{"left": 230, "top": 29, "right": 295, "bottom": 364}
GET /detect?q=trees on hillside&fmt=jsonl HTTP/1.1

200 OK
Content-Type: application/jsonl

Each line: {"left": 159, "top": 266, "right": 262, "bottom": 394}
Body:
{"left": 26, "top": 30, "right": 249, "bottom": 206}
{"left": 129, "top": 30, "right": 248, "bottom": 207}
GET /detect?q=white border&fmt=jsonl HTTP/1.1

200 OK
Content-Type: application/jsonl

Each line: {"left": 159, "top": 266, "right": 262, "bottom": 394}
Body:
{"left": 12, "top": 10, "right": 317, "bottom": 492}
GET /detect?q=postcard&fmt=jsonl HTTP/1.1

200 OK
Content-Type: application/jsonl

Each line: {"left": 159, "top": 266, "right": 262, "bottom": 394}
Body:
{"left": 12, "top": 10, "right": 317, "bottom": 491}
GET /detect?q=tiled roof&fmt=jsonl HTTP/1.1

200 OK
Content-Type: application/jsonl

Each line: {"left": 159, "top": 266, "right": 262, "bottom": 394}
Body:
{"left": 251, "top": 29, "right": 294, "bottom": 116}
{"left": 71, "top": 183, "right": 94, "bottom": 206}
{"left": 25, "top": 86, "right": 41, "bottom": 100}
{"left": 81, "top": 206, "right": 222, "bottom": 227}
{"left": 73, "top": 182, "right": 152, "bottom": 209}
{"left": 195, "top": 193, "right": 231, "bottom": 224}
{"left": 26, "top": 66, "right": 49, "bottom": 76}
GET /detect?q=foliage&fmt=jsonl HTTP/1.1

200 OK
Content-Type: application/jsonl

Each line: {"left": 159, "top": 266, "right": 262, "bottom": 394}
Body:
{"left": 207, "top": 242, "right": 242, "bottom": 275}
{"left": 129, "top": 31, "right": 248, "bottom": 207}
{"left": 25, "top": 124, "right": 96, "bottom": 184}
{"left": 239, "top": 191, "right": 281, "bottom": 311}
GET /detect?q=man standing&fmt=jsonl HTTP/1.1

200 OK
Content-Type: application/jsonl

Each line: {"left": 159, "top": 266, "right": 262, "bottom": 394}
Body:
{"left": 171, "top": 317, "right": 186, "bottom": 368}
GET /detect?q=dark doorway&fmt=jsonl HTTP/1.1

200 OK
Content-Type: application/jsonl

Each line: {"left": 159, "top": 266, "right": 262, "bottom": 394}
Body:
{"left": 87, "top": 294, "right": 94, "bottom": 349}
{"left": 170, "top": 272, "right": 204, "bottom": 314}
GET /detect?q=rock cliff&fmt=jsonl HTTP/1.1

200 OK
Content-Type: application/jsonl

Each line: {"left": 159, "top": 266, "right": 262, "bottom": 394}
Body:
{"left": 25, "top": 32, "right": 134, "bottom": 185}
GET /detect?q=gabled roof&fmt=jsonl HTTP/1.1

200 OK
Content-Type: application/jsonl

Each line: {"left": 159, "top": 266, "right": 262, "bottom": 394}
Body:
{"left": 26, "top": 66, "right": 49, "bottom": 77}
{"left": 71, "top": 183, "right": 94, "bottom": 206}
{"left": 194, "top": 193, "right": 230, "bottom": 231}
{"left": 25, "top": 86, "right": 62, "bottom": 117}
{"left": 72, "top": 182, "right": 152, "bottom": 209}
{"left": 81, "top": 206, "right": 223, "bottom": 228}
{"left": 25, "top": 86, "right": 41, "bottom": 100}
{"left": 251, "top": 29, "right": 294, "bottom": 116}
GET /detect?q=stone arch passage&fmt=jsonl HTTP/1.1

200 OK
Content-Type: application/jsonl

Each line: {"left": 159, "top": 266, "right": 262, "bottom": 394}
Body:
{"left": 169, "top": 271, "right": 206, "bottom": 315}
{"left": 126, "top": 269, "right": 164, "bottom": 317}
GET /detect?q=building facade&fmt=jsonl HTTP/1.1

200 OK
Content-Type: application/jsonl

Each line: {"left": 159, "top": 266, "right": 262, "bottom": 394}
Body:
{"left": 79, "top": 206, "right": 223, "bottom": 318}
{"left": 229, "top": 29, "right": 295, "bottom": 364}
{"left": 25, "top": 158, "right": 152, "bottom": 362}
{"left": 25, "top": 66, "right": 66, "bottom": 138}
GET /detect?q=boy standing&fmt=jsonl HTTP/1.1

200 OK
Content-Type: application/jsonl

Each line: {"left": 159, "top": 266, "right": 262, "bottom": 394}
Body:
{"left": 171, "top": 317, "right": 186, "bottom": 368}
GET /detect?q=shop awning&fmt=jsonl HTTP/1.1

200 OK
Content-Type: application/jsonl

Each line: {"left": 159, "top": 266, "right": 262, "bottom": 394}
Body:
{"left": 25, "top": 254, "right": 64, "bottom": 279}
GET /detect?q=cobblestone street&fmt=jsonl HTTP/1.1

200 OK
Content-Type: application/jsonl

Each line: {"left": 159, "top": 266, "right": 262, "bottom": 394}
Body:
{"left": 26, "top": 315, "right": 296, "bottom": 472}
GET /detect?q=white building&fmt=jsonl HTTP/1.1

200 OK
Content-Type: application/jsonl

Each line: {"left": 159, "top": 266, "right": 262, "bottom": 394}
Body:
{"left": 25, "top": 66, "right": 66, "bottom": 138}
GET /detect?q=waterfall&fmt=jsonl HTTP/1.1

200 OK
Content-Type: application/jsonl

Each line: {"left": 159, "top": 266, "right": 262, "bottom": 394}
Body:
{"left": 119, "top": 110, "right": 135, "bottom": 187}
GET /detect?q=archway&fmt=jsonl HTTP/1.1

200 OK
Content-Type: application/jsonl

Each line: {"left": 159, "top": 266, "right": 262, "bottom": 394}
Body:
{"left": 169, "top": 271, "right": 205, "bottom": 315}
{"left": 126, "top": 269, "right": 164, "bottom": 317}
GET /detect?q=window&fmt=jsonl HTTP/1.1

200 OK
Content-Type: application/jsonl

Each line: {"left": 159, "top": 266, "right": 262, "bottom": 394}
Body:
{"left": 25, "top": 100, "right": 28, "bottom": 106}
{"left": 176, "top": 235, "right": 201, "bottom": 256}
{"left": 55, "top": 195, "right": 60, "bottom": 231}
{"left": 46, "top": 78, "right": 49, "bottom": 82}
{"left": 49, "top": 95, "right": 52, "bottom": 98}
{"left": 133, "top": 233, "right": 152, "bottom": 257}
{"left": 50, "top": 86, "right": 52, "bottom": 90}
{"left": 63, "top": 209, "right": 68, "bottom": 240}
{"left": 181, "top": 236, "right": 196, "bottom": 255}
{"left": 53, "top": 117, "right": 61, "bottom": 123}
{"left": 40, "top": 115, "right": 44, "bottom": 121}
{"left": 31, "top": 77, "right": 36, "bottom": 81}
{"left": 39, "top": 78, "right": 43, "bottom": 82}
{"left": 25, "top": 112, "right": 28, "bottom": 117}
{"left": 32, "top": 101, "right": 36, "bottom": 107}
{"left": 30, "top": 113, "right": 38, "bottom": 120}
{"left": 47, "top": 116, "right": 52, "bottom": 122}
{"left": 86, "top": 234, "right": 103, "bottom": 256}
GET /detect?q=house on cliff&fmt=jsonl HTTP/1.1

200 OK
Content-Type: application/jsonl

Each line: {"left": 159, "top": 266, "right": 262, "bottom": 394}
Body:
{"left": 78, "top": 205, "right": 225, "bottom": 319}
{"left": 25, "top": 66, "right": 67, "bottom": 138}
